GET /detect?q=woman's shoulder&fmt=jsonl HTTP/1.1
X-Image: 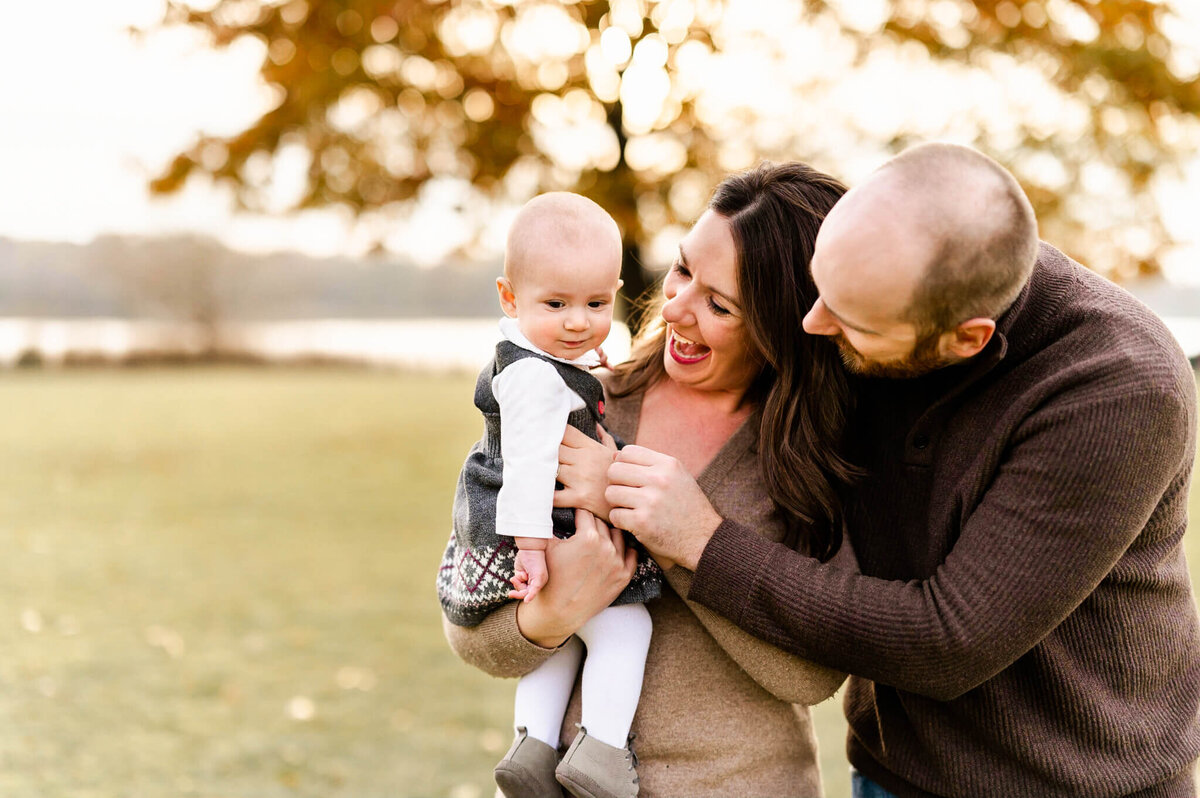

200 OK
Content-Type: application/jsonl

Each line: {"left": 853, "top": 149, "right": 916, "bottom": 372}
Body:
{"left": 595, "top": 366, "right": 630, "bottom": 393}
{"left": 595, "top": 369, "right": 642, "bottom": 443}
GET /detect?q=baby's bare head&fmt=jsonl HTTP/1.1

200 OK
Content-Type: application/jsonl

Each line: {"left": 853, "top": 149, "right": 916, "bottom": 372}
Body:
{"left": 503, "top": 192, "right": 622, "bottom": 290}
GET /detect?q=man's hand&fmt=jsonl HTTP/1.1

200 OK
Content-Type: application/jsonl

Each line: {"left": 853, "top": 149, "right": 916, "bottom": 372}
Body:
{"left": 606, "top": 445, "right": 723, "bottom": 570}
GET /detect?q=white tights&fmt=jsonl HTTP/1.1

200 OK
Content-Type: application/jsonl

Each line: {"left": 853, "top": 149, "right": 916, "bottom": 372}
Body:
{"left": 513, "top": 602, "right": 652, "bottom": 750}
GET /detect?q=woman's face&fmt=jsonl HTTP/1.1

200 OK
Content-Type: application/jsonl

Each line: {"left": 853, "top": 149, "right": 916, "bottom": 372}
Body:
{"left": 660, "top": 210, "right": 761, "bottom": 395}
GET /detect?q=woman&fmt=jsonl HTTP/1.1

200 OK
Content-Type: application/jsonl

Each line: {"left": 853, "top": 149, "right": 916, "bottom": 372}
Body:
{"left": 443, "top": 162, "right": 858, "bottom": 796}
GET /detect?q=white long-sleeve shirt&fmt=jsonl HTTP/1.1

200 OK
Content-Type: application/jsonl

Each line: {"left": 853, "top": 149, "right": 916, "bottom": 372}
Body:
{"left": 492, "top": 317, "right": 601, "bottom": 540}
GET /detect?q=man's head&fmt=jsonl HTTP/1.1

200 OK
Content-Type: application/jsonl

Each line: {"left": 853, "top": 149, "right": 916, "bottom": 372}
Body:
{"left": 802, "top": 142, "right": 1039, "bottom": 378}
{"left": 497, "top": 192, "right": 623, "bottom": 360}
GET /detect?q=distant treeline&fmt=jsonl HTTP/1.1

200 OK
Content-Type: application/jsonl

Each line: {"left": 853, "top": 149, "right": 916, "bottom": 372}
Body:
{"left": 0, "top": 235, "right": 500, "bottom": 320}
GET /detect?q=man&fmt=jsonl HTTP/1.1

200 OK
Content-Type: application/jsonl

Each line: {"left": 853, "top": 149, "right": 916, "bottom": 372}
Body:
{"left": 606, "top": 143, "right": 1200, "bottom": 797}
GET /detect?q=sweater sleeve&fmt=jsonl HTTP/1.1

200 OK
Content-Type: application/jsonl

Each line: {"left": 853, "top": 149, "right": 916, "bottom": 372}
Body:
{"left": 493, "top": 358, "right": 579, "bottom": 540}
{"left": 689, "top": 384, "right": 1195, "bottom": 701}
{"left": 663, "top": 566, "right": 846, "bottom": 705}
{"left": 441, "top": 603, "right": 562, "bottom": 679}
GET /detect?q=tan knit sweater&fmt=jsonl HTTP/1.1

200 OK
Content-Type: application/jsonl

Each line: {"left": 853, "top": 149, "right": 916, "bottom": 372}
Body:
{"left": 443, "top": 388, "right": 847, "bottom": 797}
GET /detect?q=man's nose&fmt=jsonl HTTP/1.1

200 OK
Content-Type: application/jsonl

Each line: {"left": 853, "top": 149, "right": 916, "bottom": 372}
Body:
{"left": 802, "top": 298, "right": 838, "bottom": 336}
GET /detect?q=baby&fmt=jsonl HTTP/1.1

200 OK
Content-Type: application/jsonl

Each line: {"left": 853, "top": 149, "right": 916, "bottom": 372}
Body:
{"left": 438, "top": 192, "right": 661, "bottom": 798}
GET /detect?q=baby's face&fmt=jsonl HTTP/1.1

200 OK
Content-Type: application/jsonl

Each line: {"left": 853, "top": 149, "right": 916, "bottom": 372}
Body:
{"left": 501, "top": 254, "right": 621, "bottom": 361}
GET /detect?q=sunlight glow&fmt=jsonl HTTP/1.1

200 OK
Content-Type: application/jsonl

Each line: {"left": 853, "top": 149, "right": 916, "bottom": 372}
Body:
{"left": 619, "top": 62, "right": 671, "bottom": 134}
{"left": 504, "top": 3, "right": 587, "bottom": 62}
{"left": 439, "top": 4, "right": 500, "bottom": 57}
{"left": 0, "top": 0, "right": 1196, "bottom": 281}
{"left": 600, "top": 26, "right": 633, "bottom": 66}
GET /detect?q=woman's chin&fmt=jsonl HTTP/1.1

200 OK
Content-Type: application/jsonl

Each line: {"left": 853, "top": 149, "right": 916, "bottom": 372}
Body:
{"left": 663, "top": 354, "right": 710, "bottom": 384}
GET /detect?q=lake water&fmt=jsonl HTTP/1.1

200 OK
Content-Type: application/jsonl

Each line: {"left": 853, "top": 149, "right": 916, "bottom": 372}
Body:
{"left": 1, "top": 315, "right": 1196, "bottom": 370}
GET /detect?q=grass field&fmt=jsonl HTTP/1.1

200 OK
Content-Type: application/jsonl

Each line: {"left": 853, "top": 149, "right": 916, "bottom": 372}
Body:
{"left": 1, "top": 368, "right": 1196, "bottom": 798}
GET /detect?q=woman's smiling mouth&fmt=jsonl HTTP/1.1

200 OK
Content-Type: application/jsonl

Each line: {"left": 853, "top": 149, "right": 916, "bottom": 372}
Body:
{"left": 669, "top": 330, "right": 712, "bottom": 364}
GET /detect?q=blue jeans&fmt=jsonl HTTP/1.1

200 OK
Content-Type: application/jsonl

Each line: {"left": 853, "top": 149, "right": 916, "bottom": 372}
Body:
{"left": 851, "top": 769, "right": 900, "bottom": 798}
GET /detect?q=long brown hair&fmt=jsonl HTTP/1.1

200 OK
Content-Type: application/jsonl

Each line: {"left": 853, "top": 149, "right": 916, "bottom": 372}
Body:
{"left": 613, "top": 162, "right": 856, "bottom": 560}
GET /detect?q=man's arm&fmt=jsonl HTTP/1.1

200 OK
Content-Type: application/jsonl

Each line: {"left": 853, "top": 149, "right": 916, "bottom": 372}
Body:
{"left": 691, "top": 386, "right": 1193, "bottom": 700}
{"left": 661, "top": 565, "right": 846, "bottom": 705}
{"left": 617, "top": 386, "right": 1194, "bottom": 701}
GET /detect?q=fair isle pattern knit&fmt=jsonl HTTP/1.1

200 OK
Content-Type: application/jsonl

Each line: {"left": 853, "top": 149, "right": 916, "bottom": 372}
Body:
{"left": 438, "top": 341, "right": 662, "bottom": 627}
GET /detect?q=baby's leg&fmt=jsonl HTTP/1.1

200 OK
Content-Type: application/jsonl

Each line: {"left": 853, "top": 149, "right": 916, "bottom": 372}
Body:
{"left": 574, "top": 603, "right": 653, "bottom": 748}
{"left": 512, "top": 635, "right": 584, "bottom": 747}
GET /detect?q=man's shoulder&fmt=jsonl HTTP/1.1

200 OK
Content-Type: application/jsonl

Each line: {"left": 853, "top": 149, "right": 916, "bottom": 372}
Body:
{"left": 1030, "top": 245, "right": 1191, "bottom": 386}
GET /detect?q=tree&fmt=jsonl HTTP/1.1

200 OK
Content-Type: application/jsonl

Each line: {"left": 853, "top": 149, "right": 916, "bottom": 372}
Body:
{"left": 93, "top": 234, "right": 234, "bottom": 355}
{"left": 147, "top": 0, "right": 1200, "bottom": 315}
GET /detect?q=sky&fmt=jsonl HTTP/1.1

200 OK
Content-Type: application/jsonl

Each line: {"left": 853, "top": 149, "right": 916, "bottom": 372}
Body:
{"left": 1, "top": 0, "right": 1198, "bottom": 283}
{"left": 0, "top": 0, "right": 362, "bottom": 257}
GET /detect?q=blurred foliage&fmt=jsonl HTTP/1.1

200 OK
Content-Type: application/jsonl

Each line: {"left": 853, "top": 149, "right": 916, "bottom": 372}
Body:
{"left": 148, "top": 0, "right": 1200, "bottom": 302}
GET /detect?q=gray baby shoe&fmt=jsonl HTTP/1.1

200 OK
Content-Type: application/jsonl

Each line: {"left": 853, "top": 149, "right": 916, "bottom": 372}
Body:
{"left": 554, "top": 726, "right": 638, "bottom": 798}
{"left": 494, "top": 727, "right": 564, "bottom": 798}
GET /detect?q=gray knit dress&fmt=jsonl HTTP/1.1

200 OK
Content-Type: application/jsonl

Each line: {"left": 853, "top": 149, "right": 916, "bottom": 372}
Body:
{"left": 438, "top": 340, "right": 662, "bottom": 627}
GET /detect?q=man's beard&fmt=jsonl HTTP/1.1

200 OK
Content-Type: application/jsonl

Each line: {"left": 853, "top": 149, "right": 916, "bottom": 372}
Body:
{"left": 833, "top": 330, "right": 948, "bottom": 379}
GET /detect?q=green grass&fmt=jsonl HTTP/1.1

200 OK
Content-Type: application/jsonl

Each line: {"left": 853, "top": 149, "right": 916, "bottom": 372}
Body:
{"left": 0, "top": 368, "right": 1195, "bottom": 797}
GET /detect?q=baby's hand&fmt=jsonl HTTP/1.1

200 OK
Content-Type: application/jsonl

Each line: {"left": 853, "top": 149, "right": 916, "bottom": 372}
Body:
{"left": 509, "top": 548, "right": 549, "bottom": 602}
{"left": 509, "top": 565, "right": 529, "bottom": 596}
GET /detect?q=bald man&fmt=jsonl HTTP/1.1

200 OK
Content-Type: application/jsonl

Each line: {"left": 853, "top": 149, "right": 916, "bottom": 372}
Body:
{"left": 606, "top": 144, "right": 1200, "bottom": 797}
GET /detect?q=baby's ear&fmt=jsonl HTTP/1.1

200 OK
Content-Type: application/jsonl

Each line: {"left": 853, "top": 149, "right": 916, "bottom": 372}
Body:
{"left": 496, "top": 277, "right": 519, "bottom": 318}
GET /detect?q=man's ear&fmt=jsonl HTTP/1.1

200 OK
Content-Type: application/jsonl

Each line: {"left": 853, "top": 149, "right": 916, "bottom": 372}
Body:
{"left": 497, "top": 277, "right": 518, "bottom": 318}
{"left": 939, "top": 318, "right": 996, "bottom": 360}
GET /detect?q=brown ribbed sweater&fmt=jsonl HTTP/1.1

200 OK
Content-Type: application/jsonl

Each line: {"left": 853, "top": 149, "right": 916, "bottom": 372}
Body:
{"left": 691, "top": 243, "right": 1200, "bottom": 797}
{"left": 443, "top": 389, "right": 849, "bottom": 797}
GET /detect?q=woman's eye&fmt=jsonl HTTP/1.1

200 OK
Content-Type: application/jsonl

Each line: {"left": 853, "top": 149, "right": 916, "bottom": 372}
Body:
{"left": 671, "top": 260, "right": 690, "bottom": 279}
{"left": 707, "top": 296, "right": 731, "bottom": 316}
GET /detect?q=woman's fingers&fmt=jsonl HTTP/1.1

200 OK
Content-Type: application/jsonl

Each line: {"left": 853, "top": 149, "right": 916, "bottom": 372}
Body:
{"left": 551, "top": 486, "right": 578, "bottom": 508}
{"left": 622, "top": 543, "right": 638, "bottom": 578}
{"left": 607, "top": 519, "right": 626, "bottom": 561}
{"left": 572, "top": 508, "right": 599, "bottom": 541}
{"left": 598, "top": 518, "right": 636, "bottom": 586}
{"left": 596, "top": 425, "right": 618, "bottom": 452}
{"left": 560, "top": 425, "right": 592, "bottom": 449}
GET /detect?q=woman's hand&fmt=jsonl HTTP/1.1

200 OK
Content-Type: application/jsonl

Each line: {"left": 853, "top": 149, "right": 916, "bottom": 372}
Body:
{"left": 515, "top": 508, "right": 637, "bottom": 648}
{"left": 607, "top": 444, "right": 723, "bottom": 571}
{"left": 553, "top": 425, "right": 619, "bottom": 522}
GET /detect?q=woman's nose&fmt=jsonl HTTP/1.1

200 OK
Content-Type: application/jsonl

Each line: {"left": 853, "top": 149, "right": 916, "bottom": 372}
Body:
{"left": 661, "top": 289, "right": 690, "bottom": 325}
